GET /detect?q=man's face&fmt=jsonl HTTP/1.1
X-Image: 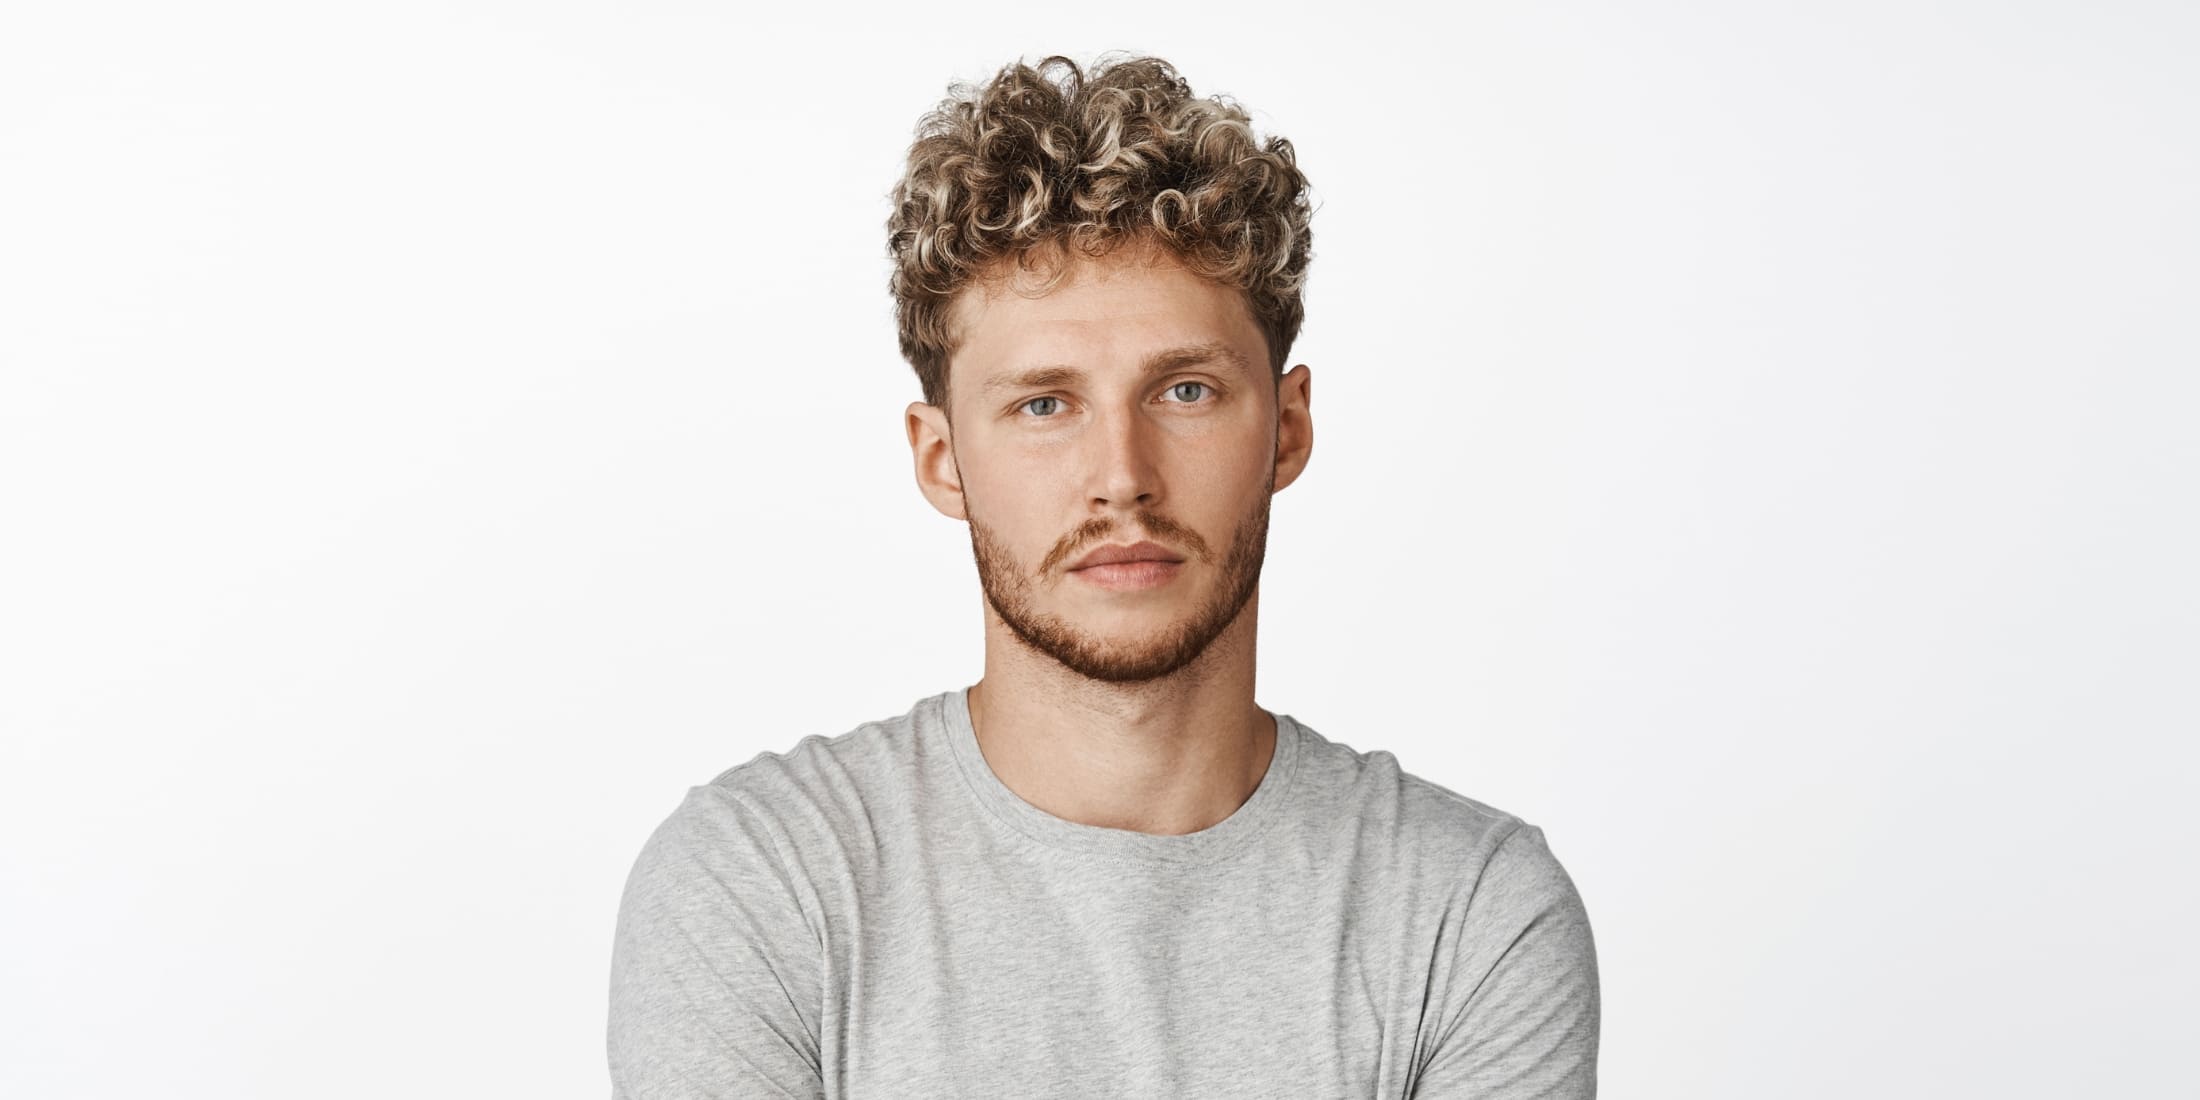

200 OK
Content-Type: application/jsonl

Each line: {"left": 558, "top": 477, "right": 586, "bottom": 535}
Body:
{"left": 918, "top": 240, "right": 1299, "bottom": 684}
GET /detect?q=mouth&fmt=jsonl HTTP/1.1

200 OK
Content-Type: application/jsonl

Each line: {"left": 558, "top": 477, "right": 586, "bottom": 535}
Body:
{"left": 1069, "top": 559, "right": 1185, "bottom": 591}
{"left": 1068, "top": 539, "right": 1187, "bottom": 571}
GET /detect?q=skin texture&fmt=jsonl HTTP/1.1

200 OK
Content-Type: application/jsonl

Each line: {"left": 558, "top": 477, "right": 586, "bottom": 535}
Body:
{"left": 904, "top": 236, "right": 1315, "bottom": 837}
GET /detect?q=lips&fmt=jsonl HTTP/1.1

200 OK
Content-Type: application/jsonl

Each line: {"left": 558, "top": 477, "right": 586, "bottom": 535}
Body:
{"left": 1070, "top": 539, "right": 1186, "bottom": 570}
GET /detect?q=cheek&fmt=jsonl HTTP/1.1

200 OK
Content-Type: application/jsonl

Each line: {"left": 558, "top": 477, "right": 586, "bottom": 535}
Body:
{"left": 1171, "top": 429, "right": 1272, "bottom": 492}
{"left": 1165, "top": 457, "right": 1268, "bottom": 545}
{"left": 965, "top": 461, "right": 1064, "bottom": 531}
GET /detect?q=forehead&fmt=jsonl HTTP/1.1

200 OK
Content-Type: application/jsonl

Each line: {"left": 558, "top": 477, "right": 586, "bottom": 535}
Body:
{"left": 948, "top": 242, "right": 1266, "bottom": 390}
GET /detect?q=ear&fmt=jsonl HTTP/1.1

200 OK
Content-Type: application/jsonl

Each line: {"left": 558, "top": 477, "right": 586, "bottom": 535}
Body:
{"left": 906, "top": 400, "right": 968, "bottom": 520}
{"left": 1271, "top": 363, "right": 1314, "bottom": 492}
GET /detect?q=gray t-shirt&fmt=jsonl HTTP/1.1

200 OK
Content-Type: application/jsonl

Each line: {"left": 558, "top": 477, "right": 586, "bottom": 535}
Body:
{"left": 608, "top": 686, "right": 1599, "bottom": 1098}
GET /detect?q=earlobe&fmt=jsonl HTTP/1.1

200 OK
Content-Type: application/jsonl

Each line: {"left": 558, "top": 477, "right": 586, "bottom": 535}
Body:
{"left": 906, "top": 401, "right": 969, "bottom": 521}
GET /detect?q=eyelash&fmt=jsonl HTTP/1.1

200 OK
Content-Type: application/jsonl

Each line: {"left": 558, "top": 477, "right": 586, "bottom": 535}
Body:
{"left": 1018, "top": 381, "right": 1213, "bottom": 419}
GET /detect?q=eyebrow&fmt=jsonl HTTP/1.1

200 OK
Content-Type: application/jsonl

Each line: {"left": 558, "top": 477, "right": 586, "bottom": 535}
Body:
{"left": 980, "top": 341, "right": 1251, "bottom": 396}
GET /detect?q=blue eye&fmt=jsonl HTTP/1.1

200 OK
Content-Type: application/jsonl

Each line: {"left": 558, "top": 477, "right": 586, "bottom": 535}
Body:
{"left": 1017, "top": 383, "right": 1208, "bottom": 420}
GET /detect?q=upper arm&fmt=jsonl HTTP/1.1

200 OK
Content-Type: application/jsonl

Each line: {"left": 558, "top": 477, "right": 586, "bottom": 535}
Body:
{"left": 1410, "top": 823, "right": 1601, "bottom": 1099}
{"left": 608, "top": 785, "right": 827, "bottom": 1100}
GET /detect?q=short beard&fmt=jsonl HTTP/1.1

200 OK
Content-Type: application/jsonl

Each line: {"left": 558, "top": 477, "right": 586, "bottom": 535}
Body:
{"left": 967, "top": 469, "right": 1274, "bottom": 685}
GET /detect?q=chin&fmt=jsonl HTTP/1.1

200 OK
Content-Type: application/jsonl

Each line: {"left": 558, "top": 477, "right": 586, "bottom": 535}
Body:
{"left": 1065, "top": 591, "right": 1195, "bottom": 621}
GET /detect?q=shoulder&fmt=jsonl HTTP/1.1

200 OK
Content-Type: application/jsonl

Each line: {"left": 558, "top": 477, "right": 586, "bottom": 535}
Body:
{"left": 1286, "top": 715, "right": 1585, "bottom": 909}
{"left": 640, "top": 695, "right": 933, "bottom": 873}
{"left": 1287, "top": 716, "right": 1532, "bottom": 855}
{"left": 619, "top": 699, "right": 931, "bottom": 936}
{"left": 1395, "top": 768, "right": 1585, "bottom": 922}
{"left": 699, "top": 718, "right": 899, "bottom": 818}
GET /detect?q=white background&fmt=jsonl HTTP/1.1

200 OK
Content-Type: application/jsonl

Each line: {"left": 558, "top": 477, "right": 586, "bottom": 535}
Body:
{"left": 3, "top": 2, "right": 2193, "bottom": 1096}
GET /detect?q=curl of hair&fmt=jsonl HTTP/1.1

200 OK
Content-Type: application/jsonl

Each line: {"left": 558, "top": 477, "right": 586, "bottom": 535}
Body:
{"left": 886, "top": 54, "right": 1314, "bottom": 410}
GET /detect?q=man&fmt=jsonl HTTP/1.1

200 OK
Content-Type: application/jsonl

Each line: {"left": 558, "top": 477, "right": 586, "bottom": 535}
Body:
{"left": 608, "top": 53, "right": 1599, "bottom": 1099}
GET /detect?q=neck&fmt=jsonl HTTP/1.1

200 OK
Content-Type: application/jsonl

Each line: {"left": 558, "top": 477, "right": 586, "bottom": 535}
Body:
{"left": 964, "top": 589, "right": 1275, "bottom": 836}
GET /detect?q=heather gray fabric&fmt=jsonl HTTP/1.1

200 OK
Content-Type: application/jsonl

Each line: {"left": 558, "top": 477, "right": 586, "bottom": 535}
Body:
{"left": 608, "top": 685, "right": 1599, "bottom": 1098}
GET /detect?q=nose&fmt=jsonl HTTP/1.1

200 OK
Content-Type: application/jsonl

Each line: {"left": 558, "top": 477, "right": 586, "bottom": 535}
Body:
{"left": 1086, "top": 404, "right": 1162, "bottom": 511}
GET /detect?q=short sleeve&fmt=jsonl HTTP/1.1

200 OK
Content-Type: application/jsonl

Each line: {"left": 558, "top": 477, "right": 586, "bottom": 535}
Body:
{"left": 1410, "top": 823, "right": 1601, "bottom": 1099}
{"left": 608, "top": 784, "right": 827, "bottom": 1099}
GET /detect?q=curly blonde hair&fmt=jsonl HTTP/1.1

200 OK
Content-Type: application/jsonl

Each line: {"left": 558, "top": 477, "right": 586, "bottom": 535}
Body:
{"left": 887, "top": 54, "right": 1314, "bottom": 411}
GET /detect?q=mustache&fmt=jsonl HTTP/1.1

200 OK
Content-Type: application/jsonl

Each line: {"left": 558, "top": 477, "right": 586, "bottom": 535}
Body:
{"left": 1037, "top": 513, "right": 1208, "bottom": 575}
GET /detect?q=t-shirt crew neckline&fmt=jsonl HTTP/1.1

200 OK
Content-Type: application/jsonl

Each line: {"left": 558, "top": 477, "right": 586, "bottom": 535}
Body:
{"left": 939, "top": 682, "right": 1304, "bottom": 867}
